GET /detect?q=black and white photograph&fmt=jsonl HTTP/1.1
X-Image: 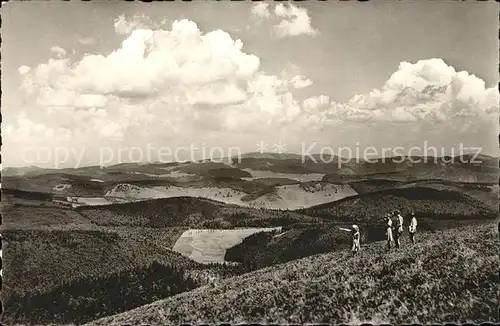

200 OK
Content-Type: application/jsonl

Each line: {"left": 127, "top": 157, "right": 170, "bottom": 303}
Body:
{"left": 1, "top": 0, "right": 498, "bottom": 324}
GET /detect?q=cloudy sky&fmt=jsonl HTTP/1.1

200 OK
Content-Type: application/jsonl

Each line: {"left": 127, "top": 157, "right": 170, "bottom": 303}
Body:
{"left": 2, "top": 1, "right": 498, "bottom": 167}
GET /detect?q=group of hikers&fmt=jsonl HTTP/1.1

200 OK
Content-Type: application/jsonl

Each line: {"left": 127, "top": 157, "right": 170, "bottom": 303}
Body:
{"left": 340, "top": 210, "right": 418, "bottom": 257}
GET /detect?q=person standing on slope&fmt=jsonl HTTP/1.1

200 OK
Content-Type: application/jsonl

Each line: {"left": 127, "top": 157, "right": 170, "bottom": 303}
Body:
{"left": 393, "top": 210, "right": 404, "bottom": 249}
{"left": 408, "top": 211, "right": 417, "bottom": 244}
{"left": 339, "top": 224, "right": 360, "bottom": 257}
{"left": 385, "top": 213, "right": 394, "bottom": 250}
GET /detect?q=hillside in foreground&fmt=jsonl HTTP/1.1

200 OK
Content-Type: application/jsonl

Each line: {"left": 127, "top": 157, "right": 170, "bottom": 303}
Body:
{"left": 87, "top": 222, "right": 498, "bottom": 325}
{"left": 223, "top": 219, "right": 492, "bottom": 269}
{"left": 0, "top": 228, "right": 197, "bottom": 302}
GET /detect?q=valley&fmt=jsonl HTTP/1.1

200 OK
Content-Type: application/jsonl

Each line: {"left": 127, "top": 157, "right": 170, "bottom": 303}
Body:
{"left": 1, "top": 154, "right": 498, "bottom": 325}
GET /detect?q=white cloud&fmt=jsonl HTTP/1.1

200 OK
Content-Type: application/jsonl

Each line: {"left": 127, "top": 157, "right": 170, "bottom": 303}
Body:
{"left": 273, "top": 3, "right": 318, "bottom": 38}
{"left": 339, "top": 58, "right": 499, "bottom": 124}
{"left": 50, "top": 46, "right": 66, "bottom": 59}
{"left": 18, "top": 65, "right": 30, "bottom": 75}
{"left": 251, "top": 2, "right": 270, "bottom": 19}
{"left": 8, "top": 18, "right": 308, "bottom": 167}
{"left": 289, "top": 58, "right": 499, "bottom": 155}
{"left": 290, "top": 75, "right": 313, "bottom": 89}
{"left": 3, "top": 112, "right": 71, "bottom": 146}
{"left": 185, "top": 82, "right": 248, "bottom": 106}
{"left": 251, "top": 3, "right": 318, "bottom": 38}
{"left": 114, "top": 13, "right": 165, "bottom": 35}
{"left": 303, "top": 95, "right": 330, "bottom": 111}
{"left": 76, "top": 35, "right": 96, "bottom": 45}
{"left": 22, "top": 20, "right": 261, "bottom": 104}
{"left": 6, "top": 13, "right": 498, "bottom": 168}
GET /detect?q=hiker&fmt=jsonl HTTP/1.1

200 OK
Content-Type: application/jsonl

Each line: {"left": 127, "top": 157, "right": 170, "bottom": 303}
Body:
{"left": 385, "top": 213, "right": 394, "bottom": 250}
{"left": 393, "top": 210, "right": 404, "bottom": 248}
{"left": 408, "top": 211, "right": 417, "bottom": 244}
{"left": 340, "top": 224, "right": 360, "bottom": 257}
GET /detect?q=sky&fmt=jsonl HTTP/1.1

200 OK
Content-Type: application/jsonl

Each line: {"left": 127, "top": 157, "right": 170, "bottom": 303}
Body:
{"left": 1, "top": 0, "right": 499, "bottom": 168}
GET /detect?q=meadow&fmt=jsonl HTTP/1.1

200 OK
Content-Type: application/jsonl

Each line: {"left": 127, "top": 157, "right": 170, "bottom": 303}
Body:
{"left": 172, "top": 227, "right": 282, "bottom": 263}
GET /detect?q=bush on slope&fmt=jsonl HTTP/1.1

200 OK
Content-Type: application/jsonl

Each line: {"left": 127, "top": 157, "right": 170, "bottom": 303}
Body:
{"left": 86, "top": 222, "right": 499, "bottom": 325}
{"left": 1, "top": 229, "right": 200, "bottom": 302}
{"left": 2, "top": 262, "right": 199, "bottom": 325}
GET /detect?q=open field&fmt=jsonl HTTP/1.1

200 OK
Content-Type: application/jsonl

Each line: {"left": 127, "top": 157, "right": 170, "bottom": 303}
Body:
{"left": 244, "top": 183, "right": 358, "bottom": 210}
{"left": 241, "top": 168, "right": 325, "bottom": 182}
{"left": 172, "top": 227, "right": 282, "bottom": 263}
{"left": 103, "top": 181, "right": 358, "bottom": 210}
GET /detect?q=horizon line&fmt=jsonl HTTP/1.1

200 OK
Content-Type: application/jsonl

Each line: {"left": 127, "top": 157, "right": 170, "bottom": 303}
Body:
{"left": 2, "top": 150, "right": 497, "bottom": 170}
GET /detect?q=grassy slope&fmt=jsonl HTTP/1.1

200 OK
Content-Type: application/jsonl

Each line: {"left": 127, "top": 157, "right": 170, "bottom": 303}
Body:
{"left": 346, "top": 179, "right": 499, "bottom": 211}
{"left": 0, "top": 197, "right": 101, "bottom": 229}
{"left": 298, "top": 187, "right": 497, "bottom": 223}
{"left": 224, "top": 226, "right": 354, "bottom": 267}
{"left": 1, "top": 163, "right": 253, "bottom": 199}
{"left": 321, "top": 155, "right": 499, "bottom": 182}
{"left": 464, "top": 185, "right": 499, "bottom": 209}
{"left": 78, "top": 186, "right": 496, "bottom": 231}
{"left": 234, "top": 157, "right": 341, "bottom": 174}
{"left": 347, "top": 178, "right": 497, "bottom": 192}
{"left": 87, "top": 222, "right": 499, "bottom": 325}
{"left": 2, "top": 174, "right": 109, "bottom": 197}
{"left": 247, "top": 178, "right": 300, "bottom": 186}
{"left": 224, "top": 218, "right": 494, "bottom": 270}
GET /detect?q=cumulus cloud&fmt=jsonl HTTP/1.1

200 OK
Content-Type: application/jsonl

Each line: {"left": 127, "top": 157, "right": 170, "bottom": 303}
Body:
{"left": 8, "top": 18, "right": 308, "bottom": 167}
{"left": 50, "top": 46, "right": 66, "bottom": 59}
{"left": 273, "top": 3, "right": 318, "bottom": 38}
{"left": 251, "top": 2, "right": 270, "bottom": 19}
{"left": 290, "top": 75, "right": 313, "bottom": 89}
{"left": 6, "top": 12, "right": 498, "bottom": 168}
{"left": 21, "top": 20, "right": 261, "bottom": 106}
{"left": 76, "top": 35, "right": 96, "bottom": 45}
{"left": 295, "top": 58, "right": 498, "bottom": 130}
{"left": 303, "top": 95, "right": 330, "bottom": 111}
{"left": 338, "top": 58, "right": 499, "bottom": 124}
{"left": 18, "top": 65, "right": 30, "bottom": 75}
{"left": 114, "top": 13, "right": 165, "bottom": 35}
{"left": 291, "top": 58, "right": 498, "bottom": 156}
{"left": 2, "top": 112, "right": 73, "bottom": 153}
{"left": 251, "top": 2, "right": 318, "bottom": 38}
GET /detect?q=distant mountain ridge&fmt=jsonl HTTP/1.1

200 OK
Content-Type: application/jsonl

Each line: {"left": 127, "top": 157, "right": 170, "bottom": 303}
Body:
{"left": 3, "top": 152, "right": 497, "bottom": 175}
{"left": 2, "top": 152, "right": 497, "bottom": 211}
